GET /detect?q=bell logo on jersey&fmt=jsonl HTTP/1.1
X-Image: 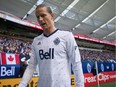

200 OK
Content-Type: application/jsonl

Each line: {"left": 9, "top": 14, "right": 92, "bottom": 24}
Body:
{"left": 39, "top": 48, "right": 54, "bottom": 60}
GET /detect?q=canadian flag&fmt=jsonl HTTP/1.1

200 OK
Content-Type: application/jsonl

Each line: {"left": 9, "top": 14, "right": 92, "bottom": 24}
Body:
{"left": 1, "top": 53, "right": 20, "bottom": 65}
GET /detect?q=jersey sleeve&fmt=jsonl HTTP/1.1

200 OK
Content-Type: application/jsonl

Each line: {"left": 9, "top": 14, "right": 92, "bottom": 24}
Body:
{"left": 66, "top": 32, "right": 84, "bottom": 87}
{"left": 18, "top": 42, "right": 37, "bottom": 87}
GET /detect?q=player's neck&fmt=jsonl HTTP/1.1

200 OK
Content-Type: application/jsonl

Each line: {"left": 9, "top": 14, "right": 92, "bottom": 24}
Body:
{"left": 43, "top": 26, "right": 56, "bottom": 36}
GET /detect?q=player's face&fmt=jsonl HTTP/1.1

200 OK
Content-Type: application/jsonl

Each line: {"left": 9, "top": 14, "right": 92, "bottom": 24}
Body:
{"left": 36, "top": 7, "right": 54, "bottom": 30}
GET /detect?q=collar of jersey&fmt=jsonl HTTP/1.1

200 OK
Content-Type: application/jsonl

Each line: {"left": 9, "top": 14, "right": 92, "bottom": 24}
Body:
{"left": 43, "top": 29, "right": 59, "bottom": 37}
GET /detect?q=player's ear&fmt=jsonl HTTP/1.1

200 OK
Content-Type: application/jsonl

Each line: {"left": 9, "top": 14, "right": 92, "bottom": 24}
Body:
{"left": 51, "top": 13, "right": 55, "bottom": 19}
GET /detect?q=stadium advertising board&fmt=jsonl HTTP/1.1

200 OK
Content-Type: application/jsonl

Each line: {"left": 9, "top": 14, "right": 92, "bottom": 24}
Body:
{"left": 84, "top": 71, "right": 116, "bottom": 86}
{"left": 0, "top": 71, "right": 116, "bottom": 87}
{"left": 0, "top": 53, "right": 20, "bottom": 78}
{"left": 71, "top": 61, "right": 116, "bottom": 74}
{"left": 0, "top": 53, "right": 116, "bottom": 86}
{"left": 0, "top": 65, "right": 20, "bottom": 78}
{"left": 0, "top": 77, "right": 38, "bottom": 87}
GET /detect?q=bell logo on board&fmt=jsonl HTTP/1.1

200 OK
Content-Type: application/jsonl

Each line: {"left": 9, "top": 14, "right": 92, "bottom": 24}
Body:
{"left": 111, "top": 64, "right": 114, "bottom": 71}
{"left": 0, "top": 66, "right": 15, "bottom": 76}
{"left": 101, "top": 64, "right": 104, "bottom": 72}
{"left": 87, "top": 63, "right": 91, "bottom": 73}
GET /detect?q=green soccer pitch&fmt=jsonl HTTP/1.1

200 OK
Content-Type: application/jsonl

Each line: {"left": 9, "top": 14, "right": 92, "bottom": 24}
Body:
{"left": 88, "top": 82, "right": 116, "bottom": 87}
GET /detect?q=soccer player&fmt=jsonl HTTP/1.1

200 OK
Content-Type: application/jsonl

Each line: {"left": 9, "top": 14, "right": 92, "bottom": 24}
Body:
{"left": 18, "top": 4, "right": 84, "bottom": 87}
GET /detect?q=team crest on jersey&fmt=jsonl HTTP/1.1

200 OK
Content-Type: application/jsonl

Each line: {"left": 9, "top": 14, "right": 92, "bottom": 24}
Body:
{"left": 53, "top": 37, "right": 60, "bottom": 45}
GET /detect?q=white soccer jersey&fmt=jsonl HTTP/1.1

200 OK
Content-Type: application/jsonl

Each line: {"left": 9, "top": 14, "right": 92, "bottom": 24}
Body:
{"left": 18, "top": 29, "right": 84, "bottom": 87}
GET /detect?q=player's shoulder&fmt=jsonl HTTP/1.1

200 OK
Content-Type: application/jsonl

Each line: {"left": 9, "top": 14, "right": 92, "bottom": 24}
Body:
{"left": 33, "top": 33, "right": 43, "bottom": 42}
{"left": 58, "top": 29, "right": 73, "bottom": 37}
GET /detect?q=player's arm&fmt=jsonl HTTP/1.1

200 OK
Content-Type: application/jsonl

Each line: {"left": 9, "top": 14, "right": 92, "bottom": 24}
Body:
{"left": 18, "top": 43, "right": 37, "bottom": 87}
{"left": 66, "top": 32, "right": 84, "bottom": 87}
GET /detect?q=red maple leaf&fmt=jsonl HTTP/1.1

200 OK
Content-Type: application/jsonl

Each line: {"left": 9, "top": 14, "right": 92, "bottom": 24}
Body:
{"left": 8, "top": 55, "right": 14, "bottom": 61}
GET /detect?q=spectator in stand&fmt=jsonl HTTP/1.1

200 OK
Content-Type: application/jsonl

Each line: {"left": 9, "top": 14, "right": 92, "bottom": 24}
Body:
{"left": 0, "top": 36, "right": 115, "bottom": 63}
{"left": 19, "top": 47, "right": 31, "bottom": 77}
{"left": 0, "top": 37, "right": 31, "bottom": 54}
{"left": 80, "top": 49, "right": 116, "bottom": 62}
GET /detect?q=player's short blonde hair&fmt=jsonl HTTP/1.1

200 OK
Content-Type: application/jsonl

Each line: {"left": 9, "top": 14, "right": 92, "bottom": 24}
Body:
{"left": 36, "top": 4, "right": 53, "bottom": 14}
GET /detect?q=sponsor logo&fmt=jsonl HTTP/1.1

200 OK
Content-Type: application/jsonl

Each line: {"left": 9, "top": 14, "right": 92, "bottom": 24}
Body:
{"left": 85, "top": 76, "right": 96, "bottom": 83}
{"left": 39, "top": 48, "right": 54, "bottom": 60}
{"left": 106, "top": 66, "right": 109, "bottom": 69}
{"left": 37, "top": 42, "right": 41, "bottom": 45}
{"left": 99, "top": 74, "right": 109, "bottom": 82}
{"left": 111, "top": 64, "right": 114, "bottom": 71}
{"left": 0, "top": 76, "right": 76, "bottom": 87}
{"left": 101, "top": 64, "right": 104, "bottom": 72}
{"left": 0, "top": 79, "right": 38, "bottom": 87}
{"left": 87, "top": 63, "right": 91, "bottom": 73}
{"left": 1, "top": 66, "right": 15, "bottom": 76}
